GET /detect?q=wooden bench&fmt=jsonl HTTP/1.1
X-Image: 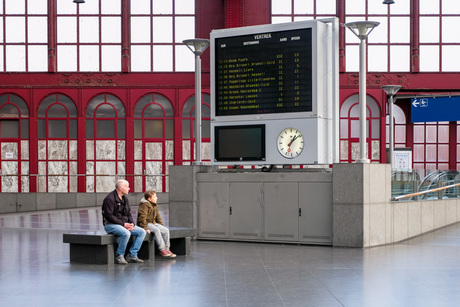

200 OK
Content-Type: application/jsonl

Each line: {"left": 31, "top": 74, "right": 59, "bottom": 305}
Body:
{"left": 63, "top": 227, "right": 196, "bottom": 264}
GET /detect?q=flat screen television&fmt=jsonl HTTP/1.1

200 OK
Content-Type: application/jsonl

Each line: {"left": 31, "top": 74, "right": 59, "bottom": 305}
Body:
{"left": 214, "top": 124, "right": 265, "bottom": 162}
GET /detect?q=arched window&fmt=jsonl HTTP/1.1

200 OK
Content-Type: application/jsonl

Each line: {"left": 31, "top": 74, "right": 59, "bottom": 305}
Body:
{"left": 386, "top": 103, "right": 407, "bottom": 151}
{"left": 0, "top": 93, "right": 29, "bottom": 192}
{"left": 182, "top": 94, "right": 210, "bottom": 165}
{"left": 37, "top": 94, "right": 77, "bottom": 192}
{"left": 86, "top": 94, "right": 125, "bottom": 192}
{"left": 340, "top": 94, "right": 381, "bottom": 163}
{"left": 134, "top": 94, "right": 174, "bottom": 192}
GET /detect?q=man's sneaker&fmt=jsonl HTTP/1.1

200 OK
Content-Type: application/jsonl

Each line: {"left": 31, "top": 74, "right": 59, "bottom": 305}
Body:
{"left": 160, "top": 250, "right": 171, "bottom": 257}
{"left": 166, "top": 250, "right": 176, "bottom": 258}
{"left": 115, "top": 255, "right": 128, "bottom": 264}
{"left": 126, "top": 255, "right": 144, "bottom": 263}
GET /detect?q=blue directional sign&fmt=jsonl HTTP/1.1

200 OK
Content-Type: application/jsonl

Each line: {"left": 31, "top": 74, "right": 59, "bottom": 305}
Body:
{"left": 411, "top": 96, "right": 460, "bottom": 123}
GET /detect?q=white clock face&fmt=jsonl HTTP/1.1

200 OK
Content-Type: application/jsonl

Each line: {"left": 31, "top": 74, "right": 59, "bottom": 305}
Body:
{"left": 277, "top": 128, "right": 304, "bottom": 158}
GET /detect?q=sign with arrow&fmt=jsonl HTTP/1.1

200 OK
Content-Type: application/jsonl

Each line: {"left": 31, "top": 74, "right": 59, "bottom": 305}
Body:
{"left": 411, "top": 96, "right": 460, "bottom": 123}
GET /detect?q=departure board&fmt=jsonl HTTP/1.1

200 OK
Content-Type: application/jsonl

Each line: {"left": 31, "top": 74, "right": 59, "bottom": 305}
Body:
{"left": 215, "top": 28, "right": 312, "bottom": 117}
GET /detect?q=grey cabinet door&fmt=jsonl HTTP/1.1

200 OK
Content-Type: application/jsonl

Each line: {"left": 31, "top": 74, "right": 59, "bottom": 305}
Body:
{"left": 298, "top": 182, "right": 332, "bottom": 244}
{"left": 198, "top": 182, "right": 230, "bottom": 238}
{"left": 264, "top": 182, "right": 299, "bottom": 242}
{"left": 229, "top": 182, "right": 263, "bottom": 240}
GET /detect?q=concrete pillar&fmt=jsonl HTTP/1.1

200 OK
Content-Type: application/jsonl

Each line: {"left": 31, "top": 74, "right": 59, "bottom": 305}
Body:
{"left": 332, "top": 163, "right": 391, "bottom": 247}
{"left": 168, "top": 165, "right": 213, "bottom": 228}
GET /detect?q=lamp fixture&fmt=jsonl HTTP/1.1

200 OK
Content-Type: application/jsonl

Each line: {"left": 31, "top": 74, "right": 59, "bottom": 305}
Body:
{"left": 383, "top": 0, "right": 395, "bottom": 4}
{"left": 73, "top": 0, "right": 85, "bottom": 3}
{"left": 345, "top": 21, "right": 380, "bottom": 40}
{"left": 183, "top": 39, "right": 210, "bottom": 56}
{"left": 381, "top": 85, "right": 402, "bottom": 96}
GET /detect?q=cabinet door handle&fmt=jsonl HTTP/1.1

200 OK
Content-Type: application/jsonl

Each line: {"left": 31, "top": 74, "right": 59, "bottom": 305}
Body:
{"left": 230, "top": 206, "right": 232, "bottom": 215}
{"left": 299, "top": 208, "right": 302, "bottom": 217}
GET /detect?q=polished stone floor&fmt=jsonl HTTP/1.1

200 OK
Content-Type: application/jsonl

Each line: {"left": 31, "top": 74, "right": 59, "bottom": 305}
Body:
{"left": 1, "top": 207, "right": 460, "bottom": 307}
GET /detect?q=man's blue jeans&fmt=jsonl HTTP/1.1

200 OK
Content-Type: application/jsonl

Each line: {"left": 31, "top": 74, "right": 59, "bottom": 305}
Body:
{"left": 104, "top": 224, "right": 146, "bottom": 257}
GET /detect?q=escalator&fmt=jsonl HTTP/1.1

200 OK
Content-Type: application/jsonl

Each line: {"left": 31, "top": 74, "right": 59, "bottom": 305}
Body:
{"left": 415, "top": 170, "right": 460, "bottom": 200}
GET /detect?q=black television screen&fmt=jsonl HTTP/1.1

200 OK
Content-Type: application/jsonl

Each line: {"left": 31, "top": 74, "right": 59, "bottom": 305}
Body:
{"left": 214, "top": 125, "right": 265, "bottom": 162}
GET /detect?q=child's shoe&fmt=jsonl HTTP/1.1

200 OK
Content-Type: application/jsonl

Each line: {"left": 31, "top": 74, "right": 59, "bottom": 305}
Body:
{"left": 160, "top": 250, "right": 171, "bottom": 257}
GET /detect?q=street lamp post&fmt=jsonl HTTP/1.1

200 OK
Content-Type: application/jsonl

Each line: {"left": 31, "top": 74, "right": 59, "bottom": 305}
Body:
{"left": 345, "top": 21, "right": 379, "bottom": 163}
{"left": 381, "top": 85, "right": 402, "bottom": 167}
{"left": 183, "top": 39, "right": 210, "bottom": 165}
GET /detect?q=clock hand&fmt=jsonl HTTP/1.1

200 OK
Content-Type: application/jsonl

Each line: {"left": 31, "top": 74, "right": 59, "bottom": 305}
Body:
{"left": 288, "top": 135, "right": 298, "bottom": 147}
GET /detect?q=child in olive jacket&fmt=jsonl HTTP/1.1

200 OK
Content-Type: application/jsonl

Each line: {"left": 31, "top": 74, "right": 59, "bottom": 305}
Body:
{"left": 137, "top": 190, "right": 176, "bottom": 258}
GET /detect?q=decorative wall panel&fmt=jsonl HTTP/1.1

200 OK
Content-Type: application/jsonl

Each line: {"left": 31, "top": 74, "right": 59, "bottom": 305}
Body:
{"left": 38, "top": 161, "right": 46, "bottom": 192}
{"left": 134, "top": 140, "right": 142, "bottom": 160}
{"left": 134, "top": 161, "right": 143, "bottom": 192}
{"left": 38, "top": 141, "right": 46, "bottom": 160}
{"left": 146, "top": 142, "right": 162, "bottom": 160}
{"left": 1, "top": 142, "right": 18, "bottom": 160}
{"left": 69, "top": 140, "right": 78, "bottom": 160}
{"left": 86, "top": 161, "right": 94, "bottom": 192}
{"left": 1, "top": 161, "right": 18, "bottom": 192}
{"left": 48, "top": 140, "right": 68, "bottom": 160}
{"left": 48, "top": 161, "right": 68, "bottom": 192}
{"left": 21, "top": 161, "right": 29, "bottom": 192}
{"left": 95, "top": 140, "right": 116, "bottom": 160}
{"left": 165, "top": 161, "right": 173, "bottom": 192}
{"left": 21, "top": 140, "right": 29, "bottom": 160}
{"left": 95, "top": 161, "right": 116, "bottom": 192}
{"left": 117, "top": 161, "right": 125, "bottom": 176}
{"left": 202, "top": 143, "right": 211, "bottom": 160}
{"left": 146, "top": 161, "right": 162, "bottom": 191}
{"left": 183, "top": 140, "right": 190, "bottom": 160}
{"left": 165, "top": 140, "right": 174, "bottom": 160}
{"left": 86, "top": 140, "right": 94, "bottom": 160}
{"left": 117, "top": 140, "right": 125, "bottom": 160}
{"left": 372, "top": 140, "right": 380, "bottom": 160}
{"left": 70, "top": 161, "right": 78, "bottom": 192}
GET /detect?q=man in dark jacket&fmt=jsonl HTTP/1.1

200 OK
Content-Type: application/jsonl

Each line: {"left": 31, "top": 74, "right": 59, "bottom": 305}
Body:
{"left": 102, "top": 179, "right": 146, "bottom": 264}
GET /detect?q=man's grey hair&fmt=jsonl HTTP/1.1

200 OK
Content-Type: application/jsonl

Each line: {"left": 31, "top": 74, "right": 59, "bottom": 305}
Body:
{"left": 115, "top": 179, "right": 129, "bottom": 190}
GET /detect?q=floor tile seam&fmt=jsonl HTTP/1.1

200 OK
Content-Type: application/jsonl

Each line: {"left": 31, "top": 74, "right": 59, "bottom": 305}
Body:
{"left": 257, "top": 246, "right": 290, "bottom": 307}
{"left": 303, "top": 267, "right": 346, "bottom": 307}
{"left": 263, "top": 265, "right": 287, "bottom": 307}
{"left": 221, "top": 241, "right": 229, "bottom": 307}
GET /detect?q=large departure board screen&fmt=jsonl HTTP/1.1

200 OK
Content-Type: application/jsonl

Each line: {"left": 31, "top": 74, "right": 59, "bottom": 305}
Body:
{"left": 214, "top": 28, "right": 312, "bottom": 117}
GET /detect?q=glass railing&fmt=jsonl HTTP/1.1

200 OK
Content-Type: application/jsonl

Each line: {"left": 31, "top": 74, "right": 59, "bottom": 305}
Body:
{"left": 391, "top": 169, "right": 460, "bottom": 201}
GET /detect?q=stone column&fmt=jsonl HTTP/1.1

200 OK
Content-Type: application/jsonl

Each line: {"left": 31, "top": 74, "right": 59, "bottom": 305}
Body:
{"left": 332, "top": 163, "right": 391, "bottom": 247}
{"left": 168, "top": 165, "right": 213, "bottom": 228}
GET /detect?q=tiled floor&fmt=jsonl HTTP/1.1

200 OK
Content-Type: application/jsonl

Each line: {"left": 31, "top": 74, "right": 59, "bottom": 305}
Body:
{"left": 1, "top": 207, "right": 460, "bottom": 307}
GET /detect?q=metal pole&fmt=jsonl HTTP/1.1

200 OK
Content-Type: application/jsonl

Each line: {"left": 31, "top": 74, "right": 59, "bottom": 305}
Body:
{"left": 182, "top": 38, "right": 209, "bottom": 165}
{"left": 358, "top": 37, "right": 369, "bottom": 163}
{"left": 195, "top": 54, "right": 202, "bottom": 165}
{"left": 389, "top": 94, "right": 394, "bottom": 166}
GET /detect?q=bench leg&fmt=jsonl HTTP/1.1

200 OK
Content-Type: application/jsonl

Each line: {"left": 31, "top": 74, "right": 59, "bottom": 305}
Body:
{"left": 69, "top": 244, "right": 114, "bottom": 264}
{"left": 170, "top": 237, "right": 191, "bottom": 255}
{"left": 137, "top": 240, "right": 155, "bottom": 260}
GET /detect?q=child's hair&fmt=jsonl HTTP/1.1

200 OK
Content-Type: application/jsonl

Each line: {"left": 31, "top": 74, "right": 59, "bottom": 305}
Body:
{"left": 144, "top": 190, "right": 156, "bottom": 200}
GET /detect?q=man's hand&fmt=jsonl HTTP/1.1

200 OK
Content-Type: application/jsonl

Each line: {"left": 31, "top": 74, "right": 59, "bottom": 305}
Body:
{"left": 124, "top": 223, "right": 134, "bottom": 230}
